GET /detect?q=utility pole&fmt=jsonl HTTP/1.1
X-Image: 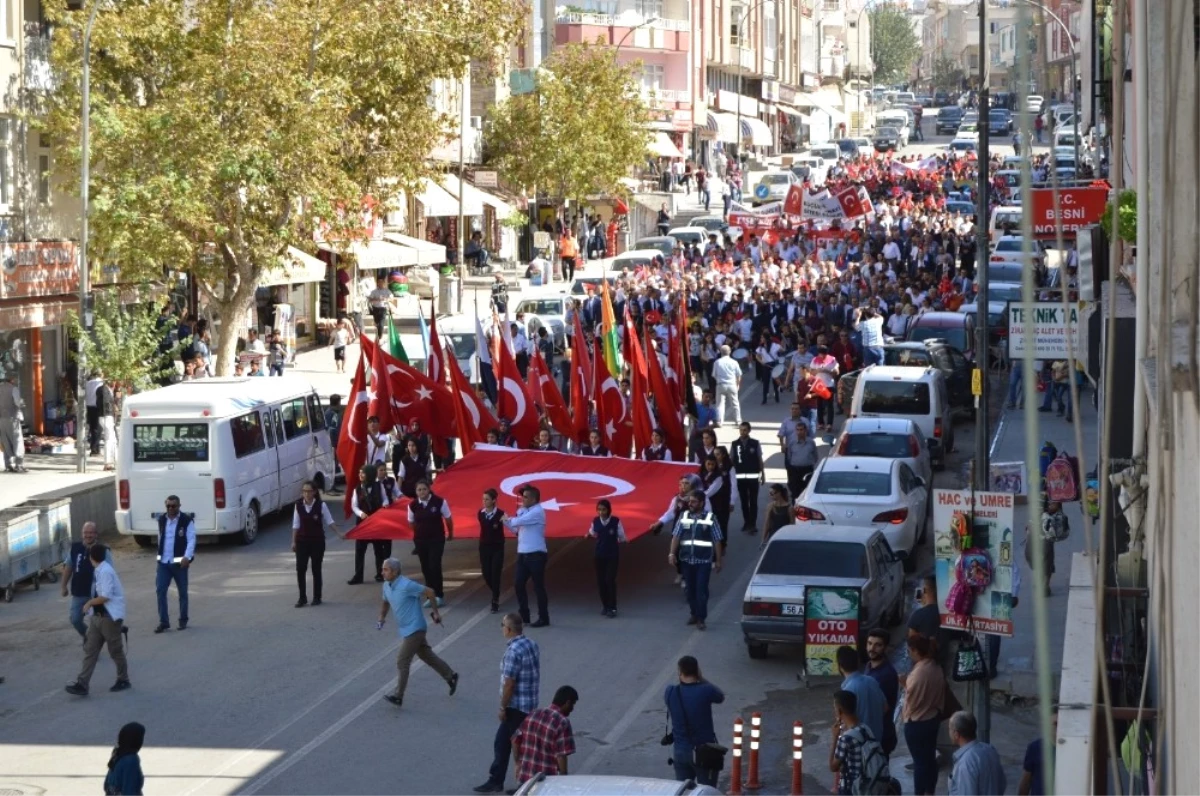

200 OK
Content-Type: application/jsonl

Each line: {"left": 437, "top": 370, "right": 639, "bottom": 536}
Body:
{"left": 971, "top": 0, "right": 992, "bottom": 743}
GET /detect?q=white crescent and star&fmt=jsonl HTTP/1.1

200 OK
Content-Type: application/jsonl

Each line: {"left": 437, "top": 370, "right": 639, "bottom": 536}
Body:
{"left": 345, "top": 389, "right": 372, "bottom": 444}
{"left": 599, "top": 376, "right": 626, "bottom": 423}
{"left": 502, "top": 376, "right": 527, "bottom": 423}
{"left": 459, "top": 389, "right": 481, "bottom": 429}
{"left": 498, "top": 471, "right": 636, "bottom": 511}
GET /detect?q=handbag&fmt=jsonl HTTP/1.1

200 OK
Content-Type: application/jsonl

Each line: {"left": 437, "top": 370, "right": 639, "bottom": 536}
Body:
{"left": 953, "top": 623, "right": 988, "bottom": 682}
{"left": 674, "top": 685, "right": 727, "bottom": 771}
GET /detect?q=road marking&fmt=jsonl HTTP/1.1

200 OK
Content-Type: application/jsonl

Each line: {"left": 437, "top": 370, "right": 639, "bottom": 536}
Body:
{"left": 228, "top": 539, "right": 584, "bottom": 796}
{"left": 573, "top": 566, "right": 751, "bottom": 776}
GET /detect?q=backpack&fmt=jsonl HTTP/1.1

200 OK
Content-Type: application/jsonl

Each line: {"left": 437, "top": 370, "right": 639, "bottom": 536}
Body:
{"left": 845, "top": 725, "right": 891, "bottom": 796}
{"left": 1045, "top": 452, "right": 1080, "bottom": 502}
{"left": 1041, "top": 511, "right": 1070, "bottom": 542}
{"left": 946, "top": 548, "right": 992, "bottom": 617}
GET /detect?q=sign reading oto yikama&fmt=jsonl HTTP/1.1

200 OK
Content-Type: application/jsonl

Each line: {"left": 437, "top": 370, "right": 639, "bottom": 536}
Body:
{"left": 804, "top": 587, "right": 861, "bottom": 677}
{"left": 1006, "top": 302, "right": 1082, "bottom": 359}
{"left": 0, "top": 242, "right": 79, "bottom": 299}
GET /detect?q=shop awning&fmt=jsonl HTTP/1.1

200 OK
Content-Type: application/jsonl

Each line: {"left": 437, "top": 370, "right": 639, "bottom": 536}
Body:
{"left": 382, "top": 232, "right": 447, "bottom": 266}
{"left": 739, "top": 117, "right": 772, "bottom": 147}
{"left": 416, "top": 179, "right": 464, "bottom": 218}
{"left": 258, "top": 246, "right": 327, "bottom": 286}
{"left": 442, "top": 173, "right": 508, "bottom": 217}
{"left": 317, "top": 239, "right": 413, "bottom": 270}
{"left": 777, "top": 105, "right": 804, "bottom": 118}
{"left": 798, "top": 91, "right": 847, "bottom": 125}
{"left": 705, "top": 111, "right": 740, "bottom": 144}
{"left": 647, "top": 131, "right": 684, "bottom": 159}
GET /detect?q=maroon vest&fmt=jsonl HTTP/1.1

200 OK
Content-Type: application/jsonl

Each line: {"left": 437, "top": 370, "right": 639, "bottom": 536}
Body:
{"left": 295, "top": 499, "right": 326, "bottom": 542}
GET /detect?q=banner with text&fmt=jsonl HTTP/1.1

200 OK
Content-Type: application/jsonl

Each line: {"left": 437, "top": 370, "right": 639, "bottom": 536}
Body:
{"left": 933, "top": 489, "right": 1017, "bottom": 637}
{"left": 1006, "top": 302, "right": 1082, "bottom": 359}
{"left": 804, "top": 587, "right": 862, "bottom": 676}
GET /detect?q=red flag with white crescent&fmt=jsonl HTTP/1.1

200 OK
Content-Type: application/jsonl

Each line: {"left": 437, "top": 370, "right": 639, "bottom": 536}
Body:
{"left": 622, "top": 317, "right": 654, "bottom": 456}
{"left": 593, "top": 337, "right": 632, "bottom": 457}
{"left": 569, "top": 312, "right": 593, "bottom": 444}
{"left": 446, "top": 344, "right": 495, "bottom": 455}
{"left": 496, "top": 334, "right": 540, "bottom": 447}
{"left": 427, "top": 301, "right": 445, "bottom": 386}
{"left": 646, "top": 327, "right": 687, "bottom": 462}
{"left": 528, "top": 346, "right": 574, "bottom": 442}
{"left": 336, "top": 351, "right": 371, "bottom": 518}
{"left": 347, "top": 445, "right": 695, "bottom": 540}
{"left": 364, "top": 336, "right": 395, "bottom": 433}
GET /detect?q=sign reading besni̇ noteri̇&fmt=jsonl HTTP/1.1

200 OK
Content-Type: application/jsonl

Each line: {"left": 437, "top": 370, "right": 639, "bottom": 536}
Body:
{"left": 1007, "top": 302, "right": 1082, "bottom": 359}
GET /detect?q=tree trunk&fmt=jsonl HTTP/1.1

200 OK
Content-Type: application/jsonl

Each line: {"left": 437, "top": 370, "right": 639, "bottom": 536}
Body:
{"left": 210, "top": 287, "right": 258, "bottom": 377}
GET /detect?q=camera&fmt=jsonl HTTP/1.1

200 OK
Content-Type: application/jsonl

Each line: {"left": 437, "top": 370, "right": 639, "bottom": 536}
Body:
{"left": 660, "top": 731, "right": 674, "bottom": 746}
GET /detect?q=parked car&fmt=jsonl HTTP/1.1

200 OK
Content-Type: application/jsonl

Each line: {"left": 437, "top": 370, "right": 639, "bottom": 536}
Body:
{"left": 788, "top": 155, "right": 829, "bottom": 187}
{"left": 835, "top": 138, "right": 861, "bottom": 159}
{"left": 945, "top": 200, "right": 976, "bottom": 217}
{"left": 514, "top": 774, "right": 722, "bottom": 796}
{"left": 612, "top": 248, "right": 667, "bottom": 272}
{"left": 959, "top": 300, "right": 1010, "bottom": 351}
{"left": 666, "top": 226, "right": 708, "bottom": 248}
{"left": 689, "top": 214, "right": 731, "bottom": 237}
{"left": 986, "top": 108, "right": 1014, "bottom": 135}
{"left": 631, "top": 237, "right": 676, "bottom": 260}
{"left": 831, "top": 416, "right": 933, "bottom": 487}
{"left": 847, "top": 365, "right": 956, "bottom": 468}
{"left": 875, "top": 111, "right": 911, "bottom": 146}
{"left": 1026, "top": 94, "right": 1045, "bottom": 114}
{"left": 933, "top": 90, "right": 951, "bottom": 107}
{"left": 990, "top": 235, "right": 1046, "bottom": 270}
{"left": 904, "top": 311, "right": 979, "bottom": 363}
{"left": 569, "top": 275, "right": 617, "bottom": 297}
{"left": 936, "top": 106, "right": 964, "bottom": 135}
{"left": 514, "top": 294, "right": 569, "bottom": 351}
{"left": 751, "top": 170, "right": 798, "bottom": 206}
{"left": 806, "top": 144, "right": 841, "bottom": 167}
{"left": 949, "top": 138, "right": 978, "bottom": 156}
{"left": 873, "top": 126, "right": 904, "bottom": 152}
{"left": 740, "top": 525, "right": 905, "bottom": 659}
{"left": 837, "top": 340, "right": 973, "bottom": 417}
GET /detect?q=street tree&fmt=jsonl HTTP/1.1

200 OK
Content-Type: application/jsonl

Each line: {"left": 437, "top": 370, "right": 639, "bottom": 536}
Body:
{"left": 40, "top": 0, "right": 522, "bottom": 375}
{"left": 485, "top": 41, "right": 651, "bottom": 207}
{"left": 868, "top": 2, "right": 922, "bottom": 85}
{"left": 931, "top": 56, "right": 964, "bottom": 93}
{"left": 70, "top": 288, "right": 174, "bottom": 403}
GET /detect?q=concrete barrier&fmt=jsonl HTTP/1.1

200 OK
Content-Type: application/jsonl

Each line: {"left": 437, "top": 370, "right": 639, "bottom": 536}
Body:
{"left": 28, "top": 478, "right": 117, "bottom": 539}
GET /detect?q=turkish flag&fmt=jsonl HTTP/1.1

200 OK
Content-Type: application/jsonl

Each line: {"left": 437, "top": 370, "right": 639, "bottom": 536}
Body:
{"left": 427, "top": 302, "right": 445, "bottom": 386}
{"left": 446, "top": 344, "right": 495, "bottom": 455}
{"left": 385, "top": 350, "right": 455, "bottom": 437}
{"left": 593, "top": 337, "right": 632, "bottom": 456}
{"left": 834, "top": 185, "right": 872, "bottom": 218}
{"left": 665, "top": 324, "right": 683, "bottom": 406}
{"left": 676, "top": 295, "right": 700, "bottom": 420}
{"left": 495, "top": 335, "right": 540, "bottom": 447}
{"left": 528, "top": 346, "right": 574, "bottom": 442}
{"left": 623, "top": 308, "right": 648, "bottom": 388}
{"left": 336, "top": 352, "right": 371, "bottom": 518}
{"left": 646, "top": 327, "right": 687, "bottom": 462}
{"left": 623, "top": 316, "right": 654, "bottom": 456}
{"left": 363, "top": 336, "right": 396, "bottom": 433}
{"left": 569, "top": 311, "right": 593, "bottom": 445}
{"left": 347, "top": 445, "right": 695, "bottom": 541}
{"left": 783, "top": 183, "right": 804, "bottom": 217}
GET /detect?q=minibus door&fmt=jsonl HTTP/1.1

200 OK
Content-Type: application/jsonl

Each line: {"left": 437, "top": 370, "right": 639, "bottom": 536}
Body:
{"left": 259, "top": 408, "right": 282, "bottom": 513}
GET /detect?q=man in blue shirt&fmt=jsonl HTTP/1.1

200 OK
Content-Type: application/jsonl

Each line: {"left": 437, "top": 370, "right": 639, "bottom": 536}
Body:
{"left": 664, "top": 655, "right": 725, "bottom": 787}
{"left": 376, "top": 557, "right": 458, "bottom": 708}
{"left": 836, "top": 645, "right": 887, "bottom": 747}
{"left": 863, "top": 629, "right": 900, "bottom": 756}
{"left": 475, "top": 613, "right": 541, "bottom": 794}
{"left": 949, "top": 711, "right": 1007, "bottom": 795}
{"left": 1018, "top": 707, "right": 1056, "bottom": 795}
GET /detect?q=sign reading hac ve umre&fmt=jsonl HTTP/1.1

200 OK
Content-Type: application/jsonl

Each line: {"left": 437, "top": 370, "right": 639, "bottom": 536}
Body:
{"left": 1007, "top": 302, "right": 1082, "bottom": 359}
{"left": 0, "top": 242, "right": 79, "bottom": 299}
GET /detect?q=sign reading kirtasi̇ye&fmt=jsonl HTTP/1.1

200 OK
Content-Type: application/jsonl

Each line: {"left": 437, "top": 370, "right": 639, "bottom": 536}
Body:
{"left": 1006, "top": 302, "right": 1082, "bottom": 359}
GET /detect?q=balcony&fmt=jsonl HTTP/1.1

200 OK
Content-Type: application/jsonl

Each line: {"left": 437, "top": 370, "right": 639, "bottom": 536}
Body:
{"left": 556, "top": 11, "right": 689, "bottom": 32}
{"left": 640, "top": 86, "right": 690, "bottom": 104}
{"left": 555, "top": 12, "right": 691, "bottom": 53}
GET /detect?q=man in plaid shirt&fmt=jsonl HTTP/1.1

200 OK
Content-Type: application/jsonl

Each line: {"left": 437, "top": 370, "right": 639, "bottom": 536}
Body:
{"left": 513, "top": 686, "right": 579, "bottom": 785}
{"left": 475, "top": 614, "right": 541, "bottom": 794}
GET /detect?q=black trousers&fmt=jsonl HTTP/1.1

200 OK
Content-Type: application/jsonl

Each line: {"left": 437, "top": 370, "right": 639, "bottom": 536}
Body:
{"left": 353, "top": 539, "right": 392, "bottom": 580}
{"left": 736, "top": 478, "right": 760, "bottom": 529}
{"left": 786, "top": 465, "right": 814, "bottom": 500}
{"left": 712, "top": 505, "right": 731, "bottom": 552}
{"left": 562, "top": 256, "right": 576, "bottom": 283}
{"left": 86, "top": 405, "right": 100, "bottom": 453}
{"left": 515, "top": 353, "right": 530, "bottom": 379}
{"left": 816, "top": 396, "right": 835, "bottom": 427}
{"left": 595, "top": 555, "right": 619, "bottom": 612}
{"left": 488, "top": 707, "right": 527, "bottom": 787}
{"left": 479, "top": 543, "right": 505, "bottom": 605}
{"left": 415, "top": 536, "right": 446, "bottom": 599}
{"left": 295, "top": 539, "right": 325, "bottom": 602}
{"left": 757, "top": 364, "right": 779, "bottom": 403}
{"left": 514, "top": 551, "right": 549, "bottom": 623}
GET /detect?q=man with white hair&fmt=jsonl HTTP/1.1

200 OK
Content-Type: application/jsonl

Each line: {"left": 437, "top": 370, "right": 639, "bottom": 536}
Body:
{"left": 710, "top": 344, "right": 742, "bottom": 426}
{"left": 376, "top": 557, "right": 459, "bottom": 708}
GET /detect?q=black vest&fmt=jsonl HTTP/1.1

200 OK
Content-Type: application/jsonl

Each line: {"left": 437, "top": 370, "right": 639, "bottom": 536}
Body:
{"left": 398, "top": 456, "right": 429, "bottom": 498}
{"left": 581, "top": 444, "right": 610, "bottom": 457}
{"left": 410, "top": 495, "right": 447, "bottom": 543}
{"left": 158, "top": 513, "right": 193, "bottom": 560}
{"left": 295, "top": 498, "right": 326, "bottom": 542}
{"left": 642, "top": 445, "right": 668, "bottom": 461}
{"left": 591, "top": 515, "right": 622, "bottom": 558}
{"left": 355, "top": 482, "right": 385, "bottom": 524}
{"left": 478, "top": 508, "right": 506, "bottom": 546}
{"left": 67, "top": 541, "right": 97, "bottom": 597}
{"left": 702, "top": 469, "right": 730, "bottom": 511}
{"left": 731, "top": 438, "right": 764, "bottom": 474}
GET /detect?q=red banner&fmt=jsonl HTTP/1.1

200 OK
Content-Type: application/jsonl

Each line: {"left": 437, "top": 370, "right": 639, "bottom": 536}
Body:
{"left": 1028, "top": 187, "right": 1110, "bottom": 238}
{"left": 347, "top": 446, "right": 696, "bottom": 541}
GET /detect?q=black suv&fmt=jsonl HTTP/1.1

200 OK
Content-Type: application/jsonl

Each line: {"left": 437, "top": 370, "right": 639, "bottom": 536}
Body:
{"left": 936, "top": 106, "right": 964, "bottom": 135}
{"left": 837, "top": 340, "right": 974, "bottom": 417}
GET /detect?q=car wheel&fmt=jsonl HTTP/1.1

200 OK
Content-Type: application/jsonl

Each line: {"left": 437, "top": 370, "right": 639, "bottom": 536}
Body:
{"left": 747, "top": 641, "right": 769, "bottom": 660}
{"left": 240, "top": 502, "right": 260, "bottom": 545}
{"left": 135, "top": 535, "right": 154, "bottom": 548}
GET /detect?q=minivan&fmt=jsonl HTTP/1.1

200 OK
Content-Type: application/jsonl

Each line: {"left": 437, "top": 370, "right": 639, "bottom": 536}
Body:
{"left": 905, "top": 311, "right": 978, "bottom": 361}
{"left": 116, "top": 377, "right": 337, "bottom": 546}
{"left": 848, "top": 366, "right": 954, "bottom": 469}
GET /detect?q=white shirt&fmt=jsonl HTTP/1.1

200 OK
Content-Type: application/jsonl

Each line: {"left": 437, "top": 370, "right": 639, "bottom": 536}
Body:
{"left": 712, "top": 355, "right": 742, "bottom": 386}
{"left": 85, "top": 377, "right": 103, "bottom": 408}
{"left": 248, "top": 338, "right": 267, "bottom": 354}
{"left": 351, "top": 483, "right": 392, "bottom": 519}
{"left": 658, "top": 493, "right": 711, "bottom": 527}
{"left": 406, "top": 497, "right": 453, "bottom": 523}
{"left": 159, "top": 513, "right": 197, "bottom": 564}
{"left": 882, "top": 241, "right": 901, "bottom": 261}
{"left": 91, "top": 560, "right": 126, "bottom": 622}
{"left": 506, "top": 504, "right": 548, "bottom": 554}
{"left": 292, "top": 499, "right": 336, "bottom": 531}
{"left": 855, "top": 314, "right": 885, "bottom": 348}
{"left": 366, "top": 433, "right": 389, "bottom": 466}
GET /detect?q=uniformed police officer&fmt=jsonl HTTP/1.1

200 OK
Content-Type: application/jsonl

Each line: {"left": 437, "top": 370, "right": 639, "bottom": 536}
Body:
{"left": 667, "top": 491, "right": 724, "bottom": 631}
{"left": 729, "top": 422, "right": 766, "bottom": 533}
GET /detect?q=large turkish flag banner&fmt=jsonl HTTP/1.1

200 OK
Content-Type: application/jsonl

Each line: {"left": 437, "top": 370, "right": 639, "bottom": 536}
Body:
{"left": 346, "top": 445, "right": 695, "bottom": 541}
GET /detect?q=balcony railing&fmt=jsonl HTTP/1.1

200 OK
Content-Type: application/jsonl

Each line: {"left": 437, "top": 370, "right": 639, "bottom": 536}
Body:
{"left": 556, "top": 12, "right": 689, "bottom": 32}
{"left": 822, "top": 0, "right": 842, "bottom": 10}
{"left": 640, "top": 86, "right": 690, "bottom": 103}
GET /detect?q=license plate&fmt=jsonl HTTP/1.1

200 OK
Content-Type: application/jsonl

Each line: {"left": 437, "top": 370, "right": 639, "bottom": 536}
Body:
{"left": 781, "top": 604, "right": 803, "bottom": 616}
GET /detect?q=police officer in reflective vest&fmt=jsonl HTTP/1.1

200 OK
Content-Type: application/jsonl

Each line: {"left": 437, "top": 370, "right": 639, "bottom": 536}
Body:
{"left": 667, "top": 491, "right": 724, "bottom": 631}
{"left": 730, "top": 421, "right": 766, "bottom": 533}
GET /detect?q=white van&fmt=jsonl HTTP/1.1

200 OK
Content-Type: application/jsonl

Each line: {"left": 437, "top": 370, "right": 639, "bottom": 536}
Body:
{"left": 849, "top": 366, "right": 954, "bottom": 470}
{"left": 115, "top": 376, "right": 336, "bottom": 546}
{"left": 989, "top": 205, "right": 1023, "bottom": 240}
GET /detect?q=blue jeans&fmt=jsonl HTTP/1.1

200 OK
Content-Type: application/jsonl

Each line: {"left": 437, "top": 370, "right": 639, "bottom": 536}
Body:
{"left": 488, "top": 707, "right": 527, "bottom": 786}
{"left": 904, "top": 717, "right": 941, "bottom": 795}
{"left": 1007, "top": 360, "right": 1023, "bottom": 406}
{"left": 69, "top": 595, "right": 89, "bottom": 638}
{"left": 156, "top": 562, "right": 189, "bottom": 626}
{"left": 673, "top": 742, "right": 719, "bottom": 787}
{"left": 681, "top": 561, "right": 713, "bottom": 621}
{"left": 864, "top": 346, "right": 885, "bottom": 367}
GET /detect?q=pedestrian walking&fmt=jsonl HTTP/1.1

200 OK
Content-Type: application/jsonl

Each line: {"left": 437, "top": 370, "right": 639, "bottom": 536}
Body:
{"left": 730, "top": 422, "right": 765, "bottom": 533}
{"left": 759, "top": 484, "right": 792, "bottom": 547}
{"left": 754, "top": 332, "right": 782, "bottom": 404}
{"left": 61, "top": 521, "right": 111, "bottom": 640}
{"left": 1028, "top": 498, "right": 1066, "bottom": 596}
{"left": 368, "top": 276, "right": 394, "bottom": 339}
{"left": 0, "top": 371, "right": 28, "bottom": 473}
{"left": 104, "top": 722, "right": 145, "bottom": 796}
{"left": 65, "top": 544, "right": 131, "bottom": 696}
{"left": 698, "top": 455, "right": 732, "bottom": 551}
{"left": 948, "top": 711, "right": 1007, "bottom": 795}
{"left": 376, "top": 557, "right": 459, "bottom": 708}
{"left": 668, "top": 491, "right": 723, "bottom": 631}
{"left": 664, "top": 655, "right": 726, "bottom": 787}
{"left": 153, "top": 495, "right": 195, "bottom": 633}
{"left": 491, "top": 274, "right": 509, "bottom": 314}
{"left": 579, "top": 429, "right": 611, "bottom": 457}
{"left": 513, "top": 685, "right": 579, "bottom": 786}
{"left": 1018, "top": 706, "right": 1056, "bottom": 796}
{"left": 902, "top": 635, "right": 956, "bottom": 796}
{"left": 829, "top": 689, "right": 890, "bottom": 796}
{"left": 784, "top": 423, "right": 819, "bottom": 498}
{"left": 408, "top": 479, "right": 454, "bottom": 606}
{"left": 559, "top": 229, "right": 579, "bottom": 284}
{"left": 85, "top": 370, "right": 104, "bottom": 456}
{"left": 365, "top": 415, "right": 389, "bottom": 467}
{"left": 96, "top": 377, "right": 118, "bottom": 471}
{"left": 331, "top": 318, "right": 355, "bottom": 374}
{"left": 863, "top": 629, "right": 900, "bottom": 757}
{"left": 348, "top": 465, "right": 392, "bottom": 585}
{"left": 586, "top": 499, "right": 626, "bottom": 617}
{"left": 478, "top": 489, "right": 507, "bottom": 613}
{"left": 267, "top": 333, "right": 288, "bottom": 376}
{"left": 504, "top": 485, "right": 550, "bottom": 628}
{"left": 711, "top": 345, "right": 742, "bottom": 425}
{"left": 292, "top": 480, "right": 340, "bottom": 607}
{"left": 809, "top": 345, "right": 839, "bottom": 432}
{"left": 473, "top": 613, "right": 541, "bottom": 794}
{"left": 835, "top": 645, "right": 887, "bottom": 748}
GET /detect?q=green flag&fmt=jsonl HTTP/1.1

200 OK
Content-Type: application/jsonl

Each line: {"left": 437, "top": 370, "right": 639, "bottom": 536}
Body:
{"left": 387, "top": 315, "right": 408, "bottom": 364}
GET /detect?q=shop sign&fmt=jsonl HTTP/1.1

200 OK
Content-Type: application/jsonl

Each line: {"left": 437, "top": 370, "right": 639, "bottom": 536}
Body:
{"left": 0, "top": 300, "right": 72, "bottom": 330}
{"left": 671, "top": 109, "right": 693, "bottom": 131}
{"left": 761, "top": 79, "right": 779, "bottom": 102}
{"left": 472, "top": 170, "right": 498, "bottom": 189}
{"left": 1028, "top": 187, "right": 1109, "bottom": 238}
{"left": 1006, "top": 302, "right": 1082, "bottom": 359}
{"left": 804, "top": 587, "right": 861, "bottom": 677}
{"left": 780, "top": 84, "right": 797, "bottom": 104}
{"left": 801, "top": 73, "right": 820, "bottom": 89}
{"left": 933, "top": 489, "right": 1017, "bottom": 637}
{"left": 0, "top": 242, "right": 79, "bottom": 299}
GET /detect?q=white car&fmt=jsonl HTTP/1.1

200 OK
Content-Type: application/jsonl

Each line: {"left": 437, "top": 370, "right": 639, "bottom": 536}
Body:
{"left": 990, "top": 235, "right": 1045, "bottom": 269}
{"left": 667, "top": 226, "right": 709, "bottom": 248}
{"left": 792, "top": 456, "right": 930, "bottom": 566}
{"left": 514, "top": 294, "right": 569, "bottom": 351}
{"left": 832, "top": 417, "right": 933, "bottom": 489}
{"left": 806, "top": 144, "right": 841, "bottom": 168}
{"left": 1026, "top": 94, "right": 1045, "bottom": 113}
{"left": 751, "top": 170, "right": 798, "bottom": 206}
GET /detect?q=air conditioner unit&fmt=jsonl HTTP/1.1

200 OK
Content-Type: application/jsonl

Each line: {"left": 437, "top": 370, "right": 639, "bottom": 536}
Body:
{"left": 469, "top": 116, "right": 483, "bottom": 130}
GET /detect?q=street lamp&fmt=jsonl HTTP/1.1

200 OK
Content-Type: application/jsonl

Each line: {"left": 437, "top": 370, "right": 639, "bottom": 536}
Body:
{"left": 1013, "top": 0, "right": 1081, "bottom": 174}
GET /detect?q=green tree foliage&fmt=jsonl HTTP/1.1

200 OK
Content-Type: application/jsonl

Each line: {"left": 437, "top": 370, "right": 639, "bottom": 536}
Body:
{"left": 1100, "top": 189, "right": 1137, "bottom": 244}
{"left": 40, "top": 0, "right": 521, "bottom": 375}
{"left": 70, "top": 289, "right": 173, "bottom": 401}
{"left": 868, "top": 3, "right": 922, "bottom": 84}
{"left": 485, "top": 41, "right": 651, "bottom": 202}
{"left": 931, "top": 57, "right": 964, "bottom": 93}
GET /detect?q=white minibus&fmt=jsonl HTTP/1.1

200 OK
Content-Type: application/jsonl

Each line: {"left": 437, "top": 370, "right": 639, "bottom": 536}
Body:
{"left": 115, "top": 376, "right": 336, "bottom": 546}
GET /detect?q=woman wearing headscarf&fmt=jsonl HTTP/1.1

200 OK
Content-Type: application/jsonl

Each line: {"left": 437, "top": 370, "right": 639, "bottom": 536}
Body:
{"left": 104, "top": 722, "right": 145, "bottom": 795}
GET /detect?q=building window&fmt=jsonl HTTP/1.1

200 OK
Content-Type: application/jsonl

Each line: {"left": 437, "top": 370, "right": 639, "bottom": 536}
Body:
{"left": 635, "top": 0, "right": 662, "bottom": 18}
{"left": 764, "top": 7, "right": 778, "bottom": 61}
{"left": 0, "top": 118, "right": 11, "bottom": 209}
{"left": 640, "top": 63, "right": 664, "bottom": 92}
{"left": 731, "top": 3, "right": 745, "bottom": 46}
{"left": 37, "top": 153, "right": 49, "bottom": 205}
{"left": 0, "top": 0, "right": 12, "bottom": 42}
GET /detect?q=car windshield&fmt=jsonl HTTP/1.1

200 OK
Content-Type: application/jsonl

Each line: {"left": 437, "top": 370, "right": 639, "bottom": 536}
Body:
{"left": 814, "top": 471, "right": 893, "bottom": 496}
{"left": 995, "top": 239, "right": 1024, "bottom": 252}
{"left": 837, "top": 141, "right": 856, "bottom": 152}
{"left": 761, "top": 174, "right": 790, "bottom": 185}
{"left": 842, "top": 433, "right": 914, "bottom": 459}
{"left": 908, "top": 326, "right": 967, "bottom": 351}
{"left": 517, "top": 299, "right": 564, "bottom": 316}
{"left": 634, "top": 241, "right": 671, "bottom": 257}
{"left": 878, "top": 127, "right": 899, "bottom": 136}
{"left": 444, "top": 333, "right": 477, "bottom": 359}
{"left": 883, "top": 348, "right": 932, "bottom": 367}
{"left": 989, "top": 284, "right": 1025, "bottom": 303}
{"left": 860, "top": 379, "right": 934, "bottom": 414}
{"left": 951, "top": 141, "right": 975, "bottom": 151}
{"left": 986, "top": 264, "right": 1023, "bottom": 282}
{"left": 757, "top": 541, "right": 868, "bottom": 579}
{"left": 619, "top": 255, "right": 658, "bottom": 268}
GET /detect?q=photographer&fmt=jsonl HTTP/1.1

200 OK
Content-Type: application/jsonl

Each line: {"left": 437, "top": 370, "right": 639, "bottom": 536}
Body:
{"left": 663, "top": 655, "right": 726, "bottom": 787}
{"left": 853, "top": 306, "right": 886, "bottom": 367}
